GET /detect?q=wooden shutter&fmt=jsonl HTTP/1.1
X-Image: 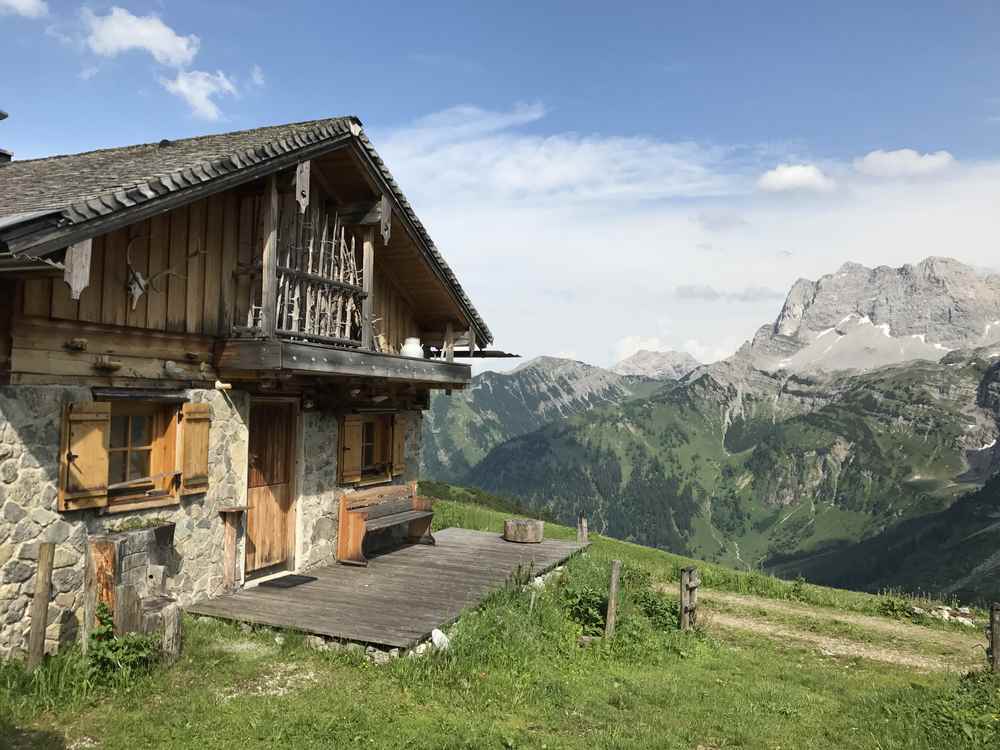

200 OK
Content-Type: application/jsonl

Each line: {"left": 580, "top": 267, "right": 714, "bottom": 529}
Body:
{"left": 391, "top": 414, "right": 407, "bottom": 476}
{"left": 180, "top": 402, "right": 211, "bottom": 495}
{"left": 339, "top": 415, "right": 363, "bottom": 484}
{"left": 58, "top": 401, "right": 111, "bottom": 511}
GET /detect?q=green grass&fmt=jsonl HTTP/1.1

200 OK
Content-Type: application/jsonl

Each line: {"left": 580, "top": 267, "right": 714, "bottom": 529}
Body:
{"left": 426, "top": 486, "right": 976, "bottom": 623}
{"left": 3, "top": 490, "right": 998, "bottom": 749}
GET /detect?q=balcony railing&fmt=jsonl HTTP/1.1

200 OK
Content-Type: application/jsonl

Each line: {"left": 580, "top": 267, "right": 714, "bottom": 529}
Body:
{"left": 274, "top": 209, "right": 365, "bottom": 347}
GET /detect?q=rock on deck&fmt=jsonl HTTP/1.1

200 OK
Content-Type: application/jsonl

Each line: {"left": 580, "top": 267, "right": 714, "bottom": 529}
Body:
{"left": 187, "top": 527, "right": 587, "bottom": 648}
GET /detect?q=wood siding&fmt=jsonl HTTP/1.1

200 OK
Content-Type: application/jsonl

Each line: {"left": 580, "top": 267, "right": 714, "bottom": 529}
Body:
{"left": 21, "top": 192, "right": 248, "bottom": 338}
{"left": 372, "top": 263, "right": 419, "bottom": 354}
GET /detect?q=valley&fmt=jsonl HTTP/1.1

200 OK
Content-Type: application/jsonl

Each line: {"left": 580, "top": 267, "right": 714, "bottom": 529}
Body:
{"left": 423, "top": 258, "right": 1000, "bottom": 604}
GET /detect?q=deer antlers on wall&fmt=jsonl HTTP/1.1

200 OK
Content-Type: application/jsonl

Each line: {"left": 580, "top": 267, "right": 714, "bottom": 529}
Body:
{"left": 125, "top": 236, "right": 207, "bottom": 310}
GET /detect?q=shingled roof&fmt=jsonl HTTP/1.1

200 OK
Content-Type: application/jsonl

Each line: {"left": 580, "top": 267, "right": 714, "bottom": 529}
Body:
{"left": 0, "top": 117, "right": 492, "bottom": 344}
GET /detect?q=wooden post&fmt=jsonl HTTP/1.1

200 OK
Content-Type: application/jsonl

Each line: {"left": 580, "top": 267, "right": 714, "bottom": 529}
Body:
{"left": 219, "top": 507, "right": 245, "bottom": 592}
{"left": 444, "top": 322, "right": 455, "bottom": 363}
{"left": 680, "top": 566, "right": 700, "bottom": 630}
{"left": 361, "top": 227, "right": 375, "bottom": 350}
{"left": 577, "top": 513, "right": 588, "bottom": 544}
{"left": 162, "top": 603, "right": 182, "bottom": 663}
{"left": 991, "top": 603, "right": 1000, "bottom": 673}
{"left": 83, "top": 537, "right": 117, "bottom": 651}
{"left": 605, "top": 559, "right": 621, "bottom": 639}
{"left": 26, "top": 542, "right": 55, "bottom": 670}
{"left": 260, "top": 174, "right": 279, "bottom": 336}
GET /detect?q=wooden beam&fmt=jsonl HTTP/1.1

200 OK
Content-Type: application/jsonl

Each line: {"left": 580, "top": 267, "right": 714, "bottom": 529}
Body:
{"left": 444, "top": 322, "right": 454, "bottom": 363}
{"left": 260, "top": 175, "right": 279, "bottom": 337}
{"left": 27, "top": 542, "right": 55, "bottom": 670}
{"left": 216, "top": 338, "right": 471, "bottom": 386}
{"left": 361, "top": 227, "right": 375, "bottom": 350}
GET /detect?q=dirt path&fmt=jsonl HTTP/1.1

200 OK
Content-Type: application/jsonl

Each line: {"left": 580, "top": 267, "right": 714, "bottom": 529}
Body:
{"left": 709, "top": 611, "right": 960, "bottom": 672}
{"left": 685, "top": 588, "right": 985, "bottom": 673}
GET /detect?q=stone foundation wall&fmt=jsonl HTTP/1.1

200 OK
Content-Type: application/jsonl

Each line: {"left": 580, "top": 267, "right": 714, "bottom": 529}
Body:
{"left": 0, "top": 386, "right": 249, "bottom": 659}
{"left": 0, "top": 385, "right": 425, "bottom": 659}
{"left": 295, "top": 409, "right": 424, "bottom": 571}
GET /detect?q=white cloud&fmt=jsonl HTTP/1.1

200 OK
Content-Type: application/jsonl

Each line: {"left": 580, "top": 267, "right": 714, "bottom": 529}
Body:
{"left": 372, "top": 104, "right": 1000, "bottom": 370}
{"left": 78, "top": 65, "right": 99, "bottom": 81}
{"left": 84, "top": 7, "right": 199, "bottom": 67}
{"left": 757, "top": 163, "right": 836, "bottom": 192}
{"left": 853, "top": 148, "right": 955, "bottom": 178}
{"left": 161, "top": 70, "right": 237, "bottom": 120}
{"left": 250, "top": 64, "right": 265, "bottom": 87}
{"left": 0, "top": 0, "right": 47, "bottom": 18}
{"left": 378, "top": 104, "right": 740, "bottom": 203}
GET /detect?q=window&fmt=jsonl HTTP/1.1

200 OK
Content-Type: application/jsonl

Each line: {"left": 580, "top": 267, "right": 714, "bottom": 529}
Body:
{"left": 58, "top": 400, "right": 212, "bottom": 513}
{"left": 107, "top": 402, "right": 177, "bottom": 508}
{"left": 339, "top": 413, "right": 407, "bottom": 485}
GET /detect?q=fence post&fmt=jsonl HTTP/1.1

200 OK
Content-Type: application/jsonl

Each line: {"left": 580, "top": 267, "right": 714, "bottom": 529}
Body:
{"left": 27, "top": 542, "right": 55, "bottom": 670}
{"left": 680, "top": 566, "right": 700, "bottom": 630}
{"left": 605, "top": 559, "right": 621, "bottom": 639}
{"left": 577, "top": 513, "right": 588, "bottom": 544}
{"left": 991, "top": 603, "right": 999, "bottom": 673}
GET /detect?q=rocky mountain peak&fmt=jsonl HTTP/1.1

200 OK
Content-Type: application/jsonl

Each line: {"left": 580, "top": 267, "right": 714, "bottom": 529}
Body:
{"left": 748, "top": 256, "right": 1000, "bottom": 374}
{"left": 612, "top": 350, "right": 700, "bottom": 380}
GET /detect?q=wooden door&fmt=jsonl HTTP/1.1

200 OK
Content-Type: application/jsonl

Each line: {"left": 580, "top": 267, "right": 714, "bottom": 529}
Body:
{"left": 245, "top": 401, "right": 296, "bottom": 573}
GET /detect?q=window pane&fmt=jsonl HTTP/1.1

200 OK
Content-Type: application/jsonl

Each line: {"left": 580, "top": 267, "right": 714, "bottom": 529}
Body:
{"left": 109, "top": 451, "right": 126, "bottom": 485}
{"left": 128, "top": 449, "right": 151, "bottom": 481}
{"left": 130, "top": 415, "right": 153, "bottom": 447}
{"left": 110, "top": 416, "right": 128, "bottom": 449}
{"left": 362, "top": 422, "right": 375, "bottom": 467}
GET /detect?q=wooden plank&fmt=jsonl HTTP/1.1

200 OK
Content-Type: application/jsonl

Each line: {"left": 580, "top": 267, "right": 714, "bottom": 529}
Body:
{"left": 145, "top": 213, "right": 169, "bottom": 330}
{"left": 361, "top": 227, "right": 374, "bottom": 349}
{"left": 12, "top": 317, "right": 214, "bottom": 361}
{"left": 235, "top": 194, "right": 256, "bottom": 328}
{"left": 260, "top": 176, "right": 279, "bottom": 336}
{"left": 203, "top": 195, "right": 224, "bottom": 335}
{"left": 166, "top": 206, "right": 189, "bottom": 333}
{"left": 77, "top": 235, "right": 104, "bottom": 323}
{"left": 22, "top": 278, "right": 51, "bottom": 318}
{"left": 188, "top": 528, "right": 586, "bottom": 649}
{"left": 186, "top": 198, "right": 207, "bottom": 335}
{"left": 50, "top": 271, "right": 78, "bottom": 321}
{"left": 219, "top": 192, "right": 239, "bottom": 335}
{"left": 27, "top": 542, "right": 54, "bottom": 669}
{"left": 125, "top": 221, "right": 149, "bottom": 329}
{"left": 101, "top": 228, "right": 128, "bottom": 327}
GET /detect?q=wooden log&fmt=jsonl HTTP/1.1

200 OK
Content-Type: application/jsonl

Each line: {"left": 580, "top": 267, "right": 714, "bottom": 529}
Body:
{"left": 27, "top": 542, "right": 55, "bottom": 670}
{"left": 680, "top": 566, "right": 700, "bottom": 630}
{"left": 577, "top": 513, "right": 588, "bottom": 544}
{"left": 162, "top": 603, "right": 183, "bottom": 663}
{"left": 83, "top": 538, "right": 118, "bottom": 650}
{"left": 991, "top": 603, "right": 1000, "bottom": 673}
{"left": 605, "top": 559, "right": 621, "bottom": 639}
{"left": 503, "top": 519, "right": 544, "bottom": 544}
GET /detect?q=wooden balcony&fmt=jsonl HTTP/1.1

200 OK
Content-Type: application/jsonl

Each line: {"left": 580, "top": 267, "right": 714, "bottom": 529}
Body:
{"left": 216, "top": 336, "right": 471, "bottom": 386}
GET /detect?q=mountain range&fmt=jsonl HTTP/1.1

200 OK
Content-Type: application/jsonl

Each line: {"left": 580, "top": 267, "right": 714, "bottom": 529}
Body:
{"left": 421, "top": 257, "right": 1000, "bottom": 603}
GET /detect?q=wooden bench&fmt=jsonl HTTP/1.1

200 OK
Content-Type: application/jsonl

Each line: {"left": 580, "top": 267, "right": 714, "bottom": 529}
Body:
{"left": 336, "top": 482, "right": 434, "bottom": 566}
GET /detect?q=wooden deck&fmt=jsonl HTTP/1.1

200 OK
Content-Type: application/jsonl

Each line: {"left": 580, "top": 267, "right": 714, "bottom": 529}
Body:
{"left": 187, "top": 527, "right": 586, "bottom": 648}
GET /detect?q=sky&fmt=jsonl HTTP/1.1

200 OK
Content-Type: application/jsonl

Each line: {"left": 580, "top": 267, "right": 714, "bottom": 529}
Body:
{"left": 2, "top": 1, "right": 1000, "bottom": 371}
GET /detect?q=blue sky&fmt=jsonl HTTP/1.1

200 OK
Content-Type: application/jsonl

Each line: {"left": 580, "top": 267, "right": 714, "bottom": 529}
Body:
{"left": 3, "top": 1, "right": 1000, "bottom": 368}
